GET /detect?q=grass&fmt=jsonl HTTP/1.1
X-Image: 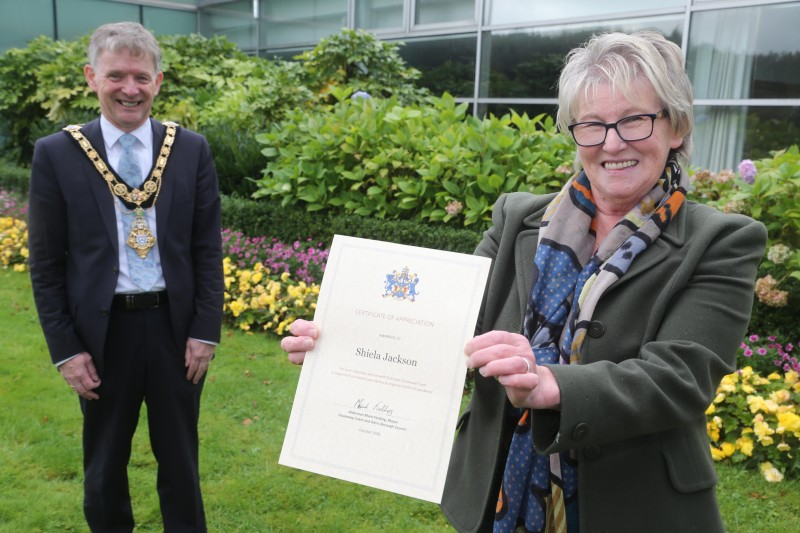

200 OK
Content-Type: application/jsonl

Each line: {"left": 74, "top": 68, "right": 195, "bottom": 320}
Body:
{"left": 1, "top": 268, "right": 798, "bottom": 532}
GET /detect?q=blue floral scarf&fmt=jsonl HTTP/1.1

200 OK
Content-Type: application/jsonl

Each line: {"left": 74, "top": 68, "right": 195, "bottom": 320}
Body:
{"left": 493, "top": 156, "right": 688, "bottom": 533}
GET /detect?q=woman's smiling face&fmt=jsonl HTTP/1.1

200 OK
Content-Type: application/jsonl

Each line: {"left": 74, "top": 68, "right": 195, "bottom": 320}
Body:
{"left": 574, "top": 78, "right": 683, "bottom": 214}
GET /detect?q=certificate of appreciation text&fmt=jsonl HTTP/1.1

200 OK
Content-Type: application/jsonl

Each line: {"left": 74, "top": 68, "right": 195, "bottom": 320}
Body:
{"left": 279, "top": 235, "right": 491, "bottom": 503}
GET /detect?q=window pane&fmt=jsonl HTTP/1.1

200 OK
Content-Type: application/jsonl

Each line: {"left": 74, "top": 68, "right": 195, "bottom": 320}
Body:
{"left": 480, "top": 16, "right": 683, "bottom": 98}
{"left": 0, "top": 0, "right": 53, "bottom": 52}
{"left": 144, "top": 8, "right": 197, "bottom": 36}
{"left": 261, "top": 0, "right": 347, "bottom": 48}
{"left": 397, "top": 34, "right": 477, "bottom": 97}
{"left": 693, "top": 105, "right": 800, "bottom": 171}
{"left": 687, "top": 3, "right": 800, "bottom": 99}
{"left": 199, "top": 10, "right": 257, "bottom": 51}
{"left": 55, "top": 0, "right": 139, "bottom": 41}
{"left": 356, "top": 0, "right": 404, "bottom": 30}
{"left": 486, "top": 0, "right": 684, "bottom": 26}
{"left": 416, "top": 0, "right": 475, "bottom": 26}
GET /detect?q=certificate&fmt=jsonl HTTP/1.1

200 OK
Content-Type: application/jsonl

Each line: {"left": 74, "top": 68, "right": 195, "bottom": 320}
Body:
{"left": 279, "top": 235, "right": 490, "bottom": 503}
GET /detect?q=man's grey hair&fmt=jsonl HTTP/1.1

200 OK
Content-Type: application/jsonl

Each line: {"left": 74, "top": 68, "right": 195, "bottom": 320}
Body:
{"left": 87, "top": 22, "right": 162, "bottom": 75}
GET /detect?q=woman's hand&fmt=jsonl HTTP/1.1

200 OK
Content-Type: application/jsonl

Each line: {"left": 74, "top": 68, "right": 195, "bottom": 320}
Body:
{"left": 280, "top": 319, "right": 319, "bottom": 365}
{"left": 465, "top": 330, "right": 561, "bottom": 410}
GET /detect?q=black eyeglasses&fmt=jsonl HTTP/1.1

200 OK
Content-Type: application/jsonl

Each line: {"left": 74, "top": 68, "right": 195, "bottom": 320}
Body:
{"left": 567, "top": 110, "right": 667, "bottom": 147}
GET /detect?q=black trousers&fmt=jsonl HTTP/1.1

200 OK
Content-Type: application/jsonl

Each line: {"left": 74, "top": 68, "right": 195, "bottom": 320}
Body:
{"left": 80, "top": 303, "right": 206, "bottom": 533}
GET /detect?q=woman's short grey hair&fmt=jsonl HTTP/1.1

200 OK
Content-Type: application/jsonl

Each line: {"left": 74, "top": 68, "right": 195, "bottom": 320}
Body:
{"left": 557, "top": 30, "right": 694, "bottom": 163}
{"left": 87, "top": 22, "right": 162, "bottom": 75}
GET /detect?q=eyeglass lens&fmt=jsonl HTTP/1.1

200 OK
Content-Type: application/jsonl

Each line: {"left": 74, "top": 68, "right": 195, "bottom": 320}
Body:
{"left": 571, "top": 114, "right": 656, "bottom": 146}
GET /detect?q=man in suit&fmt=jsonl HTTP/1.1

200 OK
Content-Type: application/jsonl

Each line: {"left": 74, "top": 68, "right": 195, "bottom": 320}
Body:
{"left": 28, "top": 22, "right": 223, "bottom": 532}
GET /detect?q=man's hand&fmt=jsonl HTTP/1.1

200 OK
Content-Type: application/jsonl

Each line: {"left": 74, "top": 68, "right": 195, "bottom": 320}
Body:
{"left": 185, "top": 339, "right": 215, "bottom": 384}
{"left": 59, "top": 352, "right": 101, "bottom": 400}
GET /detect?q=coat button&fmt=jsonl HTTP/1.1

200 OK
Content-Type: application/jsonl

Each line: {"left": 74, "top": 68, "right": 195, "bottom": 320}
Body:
{"left": 571, "top": 422, "right": 589, "bottom": 441}
{"left": 112, "top": 265, "right": 119, "bottom": 274}
{"left": 588, "top": 320, "right": 605, "bottom": 338}
{"left": 584, "top": 445, "right": 602, "bottom": 460}
{"left": 100, "top": 307, "right": 109, "bottom": 316}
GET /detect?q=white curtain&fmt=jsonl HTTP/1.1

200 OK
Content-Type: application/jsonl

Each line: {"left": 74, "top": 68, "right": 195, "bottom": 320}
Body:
{"left": 689, "top": 8, "right": 761, "bottom": 172}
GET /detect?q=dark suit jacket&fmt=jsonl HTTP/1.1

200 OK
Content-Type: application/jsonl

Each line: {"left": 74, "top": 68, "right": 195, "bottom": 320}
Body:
{"left": 441, "top": 192, "right": 767, "bottom": 533}
{"left": 28, "top": 117, "right": 223, "bottom": 374}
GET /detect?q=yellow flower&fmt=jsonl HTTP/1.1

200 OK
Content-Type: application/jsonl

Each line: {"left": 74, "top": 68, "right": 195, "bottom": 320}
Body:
{"left": 776, "top": 412, "right": 800, "bottom": 435}
{"left": 710, "top": 445, "right": 725, "bottom": 461}
{"left": 713, "top": 392, "right": 726, "bottom": 404}
{"left": 707, "top": 419, "right": 720, "bottom": 442}
{"left": 705, "top": 403, "right": 716, "bottom": 415}
{"left": 767, "top": 372, "right": 782, "bottom": 381}
{"left": 770, "top": 390, "right": 791, "bottom": 404}
{"left": 759, "top": 462, "right": 784, "bottom": 483}
{"left": 280, "top": 271, "right": 291, "bottom": 282}
{"left": 736, "top": 436, "right": 754, "bottom": 457}
{"left": 777, "top": 442, "right": 790, "bottom": 452}
{"left": 753, "top": 413, "right": 775, "bottom": 445}
{"left": 720, "top": 442, "right": 736, "bottom": 457}
{"left": 229, "top": 299, "right": 247, "bottom": 318}
{"left": 785, "top": 371, "right": 798, "bottom": 386}
{"left": 747, "top": 395, "right": 769, "bottom": 414}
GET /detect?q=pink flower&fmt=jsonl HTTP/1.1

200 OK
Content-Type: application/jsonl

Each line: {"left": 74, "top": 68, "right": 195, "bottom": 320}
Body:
{"left": 445, "top": 200, "right": 463, "bottom": 216}
{"left": 738, "top": 159, "right": 757, "bottom": 184}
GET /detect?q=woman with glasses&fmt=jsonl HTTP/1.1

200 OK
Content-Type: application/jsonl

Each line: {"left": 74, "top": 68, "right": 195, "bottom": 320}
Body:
{"left": 281, "top": 31, "right": 766, "bottom": 532}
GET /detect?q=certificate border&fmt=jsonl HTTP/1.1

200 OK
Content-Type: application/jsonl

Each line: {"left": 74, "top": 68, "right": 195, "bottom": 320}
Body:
{"left": 281, "top": 235, "right": 490, "bottom": 501}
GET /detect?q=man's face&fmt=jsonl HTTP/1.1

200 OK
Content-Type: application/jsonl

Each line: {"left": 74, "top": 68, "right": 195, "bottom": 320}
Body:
{"left": 84, "top": 48, "right": 163, "bottom": 132}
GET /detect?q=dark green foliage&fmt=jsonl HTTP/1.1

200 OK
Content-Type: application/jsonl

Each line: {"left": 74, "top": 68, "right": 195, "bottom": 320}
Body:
{"left": 296, "top": 29, "right": 429, "bottom": 105}
{"left": 220, "top": 194, "right": 481, "bottom": 253}
{"left": 0, "top": 159, "right": 31, "bottom": 194}
{"left": 253, "top": 91, "right": 575, "bottom": 229}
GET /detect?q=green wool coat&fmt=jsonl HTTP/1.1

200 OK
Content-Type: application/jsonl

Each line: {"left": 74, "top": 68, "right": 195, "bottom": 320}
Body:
{"left": 441, "top": 192, "right": 767, "bottom": 533}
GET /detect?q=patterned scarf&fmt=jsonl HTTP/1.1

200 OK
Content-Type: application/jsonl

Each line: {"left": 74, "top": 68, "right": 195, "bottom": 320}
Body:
{"left": 493, "top": 156, "right": 687, "bottom": 533}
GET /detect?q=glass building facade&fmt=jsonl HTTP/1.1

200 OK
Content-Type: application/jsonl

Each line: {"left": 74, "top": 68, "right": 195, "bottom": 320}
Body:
{"left": 1, "top": 0, "right": 798, "bottom": 171}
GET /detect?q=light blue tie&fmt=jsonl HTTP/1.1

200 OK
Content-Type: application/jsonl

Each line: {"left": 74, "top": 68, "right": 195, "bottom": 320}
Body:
{"left": 117, "top": 133, "right": 159, "bottom": 291}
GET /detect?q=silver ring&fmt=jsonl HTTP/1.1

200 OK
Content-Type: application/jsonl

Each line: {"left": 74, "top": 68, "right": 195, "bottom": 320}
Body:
{"left": 522, "top": 357, "right": 531, "bottom": 374}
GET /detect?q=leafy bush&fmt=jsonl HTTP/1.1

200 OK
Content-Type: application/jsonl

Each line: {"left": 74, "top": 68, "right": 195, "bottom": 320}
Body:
{"left": 0, "top": 160, "right": 31, "bottom": 195}
{"left": 689, "top": 146, "right": 800, "bottom": 338}
{"left": 0, "top": 36, "right": 95, "bottom": 164}
{"left": 253, "top": 91, "right": 574, "bottom": 229}
{"left": 296, "top": 28, "right": 428, "bottom": 105}
{"left": 707, "top": 367, "right": 800, "bottom": 482}
{"left": 221, "top": 194, "right": 481, "bottom": 254}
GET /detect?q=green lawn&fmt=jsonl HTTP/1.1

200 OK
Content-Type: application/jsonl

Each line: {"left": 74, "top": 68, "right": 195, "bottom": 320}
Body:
{"left": 1, "top": 269, "right": 797, "bottom": 532}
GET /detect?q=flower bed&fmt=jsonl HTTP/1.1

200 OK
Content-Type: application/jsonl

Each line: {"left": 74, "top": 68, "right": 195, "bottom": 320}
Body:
{"left": 707, "top": 367, "right": 799, "bottom": 482}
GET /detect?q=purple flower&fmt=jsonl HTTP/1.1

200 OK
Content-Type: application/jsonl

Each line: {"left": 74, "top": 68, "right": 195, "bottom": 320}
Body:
{"left": 352, "top": 91, "right": 372, "bottom": 100}
{"left": 738, "top": 159, "right": 757, "bottom": 184}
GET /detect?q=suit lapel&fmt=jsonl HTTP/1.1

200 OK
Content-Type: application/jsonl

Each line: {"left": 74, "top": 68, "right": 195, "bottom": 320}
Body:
{"left": 80, "top": 119, "right": 120, "bottom": 255}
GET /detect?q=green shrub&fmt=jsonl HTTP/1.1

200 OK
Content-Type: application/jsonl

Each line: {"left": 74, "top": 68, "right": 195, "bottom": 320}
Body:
{"left": 220, "top": 194, "right": 480, "bottom": 253}
{"left": 253, "top": 91, "right": 574, "bottom": 229}
{"left": 0, "top": 159, "right": 31, "bottom": 194}
{"left": 689, "top": 146, "right": 800, "bottom": 338}
{"left": 296, "top": 28, "right": 428, "bottom": 105}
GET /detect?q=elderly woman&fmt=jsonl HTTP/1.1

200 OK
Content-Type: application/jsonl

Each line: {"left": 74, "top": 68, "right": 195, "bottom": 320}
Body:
{"left": 282, "top": 31, "right": 766, "bottom": 533}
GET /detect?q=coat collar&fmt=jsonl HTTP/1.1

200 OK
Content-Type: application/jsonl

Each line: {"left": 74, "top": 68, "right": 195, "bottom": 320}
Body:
{"left": 512, "top": 196, "right": 690, "bottom": 311}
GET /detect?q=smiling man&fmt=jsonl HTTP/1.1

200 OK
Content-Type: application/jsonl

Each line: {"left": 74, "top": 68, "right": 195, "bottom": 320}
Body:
{"left": 28, "top": 22, "right": 223, "bottom": 532}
